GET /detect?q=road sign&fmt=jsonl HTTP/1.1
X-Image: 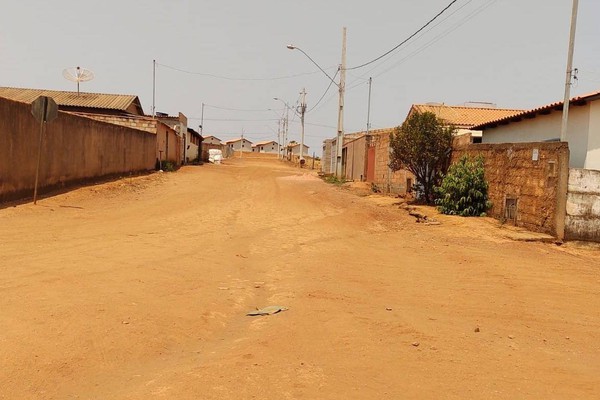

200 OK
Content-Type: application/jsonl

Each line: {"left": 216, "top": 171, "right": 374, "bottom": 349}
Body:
{"left": 31, "top": 96, "right": 58, "bottom": 204}
{"left": 31, "top": 96, "right": 58, "bottom": 123}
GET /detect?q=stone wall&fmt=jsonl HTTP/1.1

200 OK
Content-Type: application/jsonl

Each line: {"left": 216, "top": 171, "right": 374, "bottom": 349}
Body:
{"left": 452, "top": 142, "right": 569, "bottom": 237}
{"left": 0, "top": 97, "right": 156, "bottom": 203}
{"left": 566, "top": 168, "right": 600, "bottom": 242}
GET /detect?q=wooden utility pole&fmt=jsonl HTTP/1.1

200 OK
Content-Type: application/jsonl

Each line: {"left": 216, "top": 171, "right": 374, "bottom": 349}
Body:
{"left": 335, "top": 27, "right": 347, "bottom": 178}
{"left": 560, "top": 0, "right": 579, "bottom": 142}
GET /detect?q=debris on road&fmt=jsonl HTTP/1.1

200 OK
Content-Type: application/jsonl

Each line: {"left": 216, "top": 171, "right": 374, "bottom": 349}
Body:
{"left": 246, "top": 306, "right": 288, "bottom": 316}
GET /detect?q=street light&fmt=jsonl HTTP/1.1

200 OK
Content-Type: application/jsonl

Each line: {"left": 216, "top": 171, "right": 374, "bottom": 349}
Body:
{"left": 287, "top": 27, "right": 346, "bottom": 178}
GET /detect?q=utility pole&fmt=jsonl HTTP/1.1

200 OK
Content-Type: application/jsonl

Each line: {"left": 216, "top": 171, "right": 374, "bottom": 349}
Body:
{"left": 366, "top": 77, "right": 372, "bottom": 135}
{"left": 560, "top": 0, "right": 579, "bottom": 142}
{"left": 277, "top": 118, "right": 282, "bottom": 159}
{"left": 299, "top": 88, "right": 307, "bottom": 166}
{"left": 152, "top": 59, "right": 156, "bottom": 118}
{"left": 200, "top": 102, "right": 204, "bottom": 136}
{"left": 335, "top": 27, "right": 347, "bottom": 178}
{"left": 240, "top": 132, "right": 244, "bottom": 159}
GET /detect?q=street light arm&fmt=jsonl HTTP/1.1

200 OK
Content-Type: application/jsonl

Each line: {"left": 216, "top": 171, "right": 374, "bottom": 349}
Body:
{"left": 288, "top": 45, "right": 340, "bottom": 88}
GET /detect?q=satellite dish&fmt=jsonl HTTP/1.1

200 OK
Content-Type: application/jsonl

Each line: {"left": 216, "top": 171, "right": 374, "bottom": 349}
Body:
{"left": 62, "top": 66, "right": 94, "bottom": 94}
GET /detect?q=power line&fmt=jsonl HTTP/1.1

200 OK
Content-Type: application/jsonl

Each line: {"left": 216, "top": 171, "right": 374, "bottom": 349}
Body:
{"left": 346, "top": 0, "right": 460, "bottom": 71}
{"left": 371, "top": 0, "right": 498, "bottom": 79}
{"left": 204, "top": 104, "right": 276, "bottom": 112}
{"left": 308, "top": 68, "right": 340, "bottom": 113}
{"left": 156, "top": 62, "right": 336, "bottom": 82}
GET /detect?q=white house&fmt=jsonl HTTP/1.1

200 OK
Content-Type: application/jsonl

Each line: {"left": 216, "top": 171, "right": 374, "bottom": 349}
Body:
{"left": 289, "top": 143, "right": 310, "bottom": 158}
{"left": 225, "top": 137, "right": 254, "bottom": 152}
{"left": 203, "top": 135, "right": 222, "bottom": 145}
{"left": 474, "top": 91, "right": 600, "bottom": 170}
{"left": 252, "top": 140, "right": 279, "bottom": 154}
{"left": 185, "top": 128, "right": 202, "bottom": 162}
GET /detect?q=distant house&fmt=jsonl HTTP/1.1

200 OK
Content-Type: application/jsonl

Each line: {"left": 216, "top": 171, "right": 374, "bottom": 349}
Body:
{"left": 73, "top": 113, "right": 181, "bottom": 164}
{"left": 203, "top": 135, "right": 223, "bottom": 145}
{"left": 225, "top": 137, "right": 253, "bottom": 152}
{"left": 288, "top": 143, "right": 310, "bottom": 157}
{"left": 252, "top": 140, "right": 279, "bottom": 154}
{"left": 473, "top": 91, "right": 600, "bottom": 170}
{"left": 0, "top": 86, "right": 145, "bottom": 116}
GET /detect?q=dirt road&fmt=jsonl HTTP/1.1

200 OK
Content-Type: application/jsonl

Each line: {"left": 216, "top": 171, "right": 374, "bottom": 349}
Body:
{"left": 1, "top": 158, "right": 599, "bottom": 399}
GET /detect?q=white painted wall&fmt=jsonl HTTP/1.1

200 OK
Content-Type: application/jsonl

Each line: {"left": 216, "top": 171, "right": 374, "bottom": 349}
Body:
{"left": 253, "top": 142, "right": 278, "bottom": 153}
{"left": 586, "top": 100, "right": 600, "bottom": 170}
{"left": 482, "top": 103, "right": 591, "bottom": 168}
{"left": 227, "top": 139, "right": 253, "bottom": 152}
{"left": 290, "top": 144, "right": 310, "bottom": 157}
{"left": 204, "top": 136, "right": 222, "bottom": 145}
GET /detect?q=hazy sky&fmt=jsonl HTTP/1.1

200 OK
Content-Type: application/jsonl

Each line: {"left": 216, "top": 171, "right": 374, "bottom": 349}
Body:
{"left": 1, "top": 1, "right": 599, "bottom": 152}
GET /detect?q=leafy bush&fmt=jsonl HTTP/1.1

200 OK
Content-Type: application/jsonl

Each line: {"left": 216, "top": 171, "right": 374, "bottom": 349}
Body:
{"left": 435, "top": 155, "right": 491, "bottom": 216}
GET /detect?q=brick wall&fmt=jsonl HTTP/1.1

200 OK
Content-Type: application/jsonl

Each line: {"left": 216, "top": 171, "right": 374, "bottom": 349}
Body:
{"left": 370, "top": 129, "right": 414, "bottom": 195}
{"left": 452, "top": 142, "right": 569, "bottom": 237}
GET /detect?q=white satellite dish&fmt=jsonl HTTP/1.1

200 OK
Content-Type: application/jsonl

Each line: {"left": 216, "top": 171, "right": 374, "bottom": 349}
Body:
{"left": 62, "top": 66, "right": 94, "bottom": 94}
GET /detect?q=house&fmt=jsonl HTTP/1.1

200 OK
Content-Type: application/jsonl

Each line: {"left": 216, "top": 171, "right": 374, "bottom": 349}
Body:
{"left": 288, "top": 143, "right": 310, "bottom": 158}
{"left": 185, "top": 128, "right": 203, "bottom": 162}
{"left": 252, "top": 140, "right": 279, "bottom": 154}
{"left": 472, "top": 91, "right": 600, "bottom": 170}
{"left": 325, "top": 104, "right": 523, "bottom": 191}
{"left": 0, "top": 86, "right": 145, "bottom": 116}
{"left": 203, "top": 135, "right": 223, "bottom": 145}
{"left": 69, "top": 113, "right": 181, "bottom": 165}
{"left": 156, "top": 113, "right": 188, "bottom": 164}
{"left": 225, "top": 137, "right": 253, "bottom": 152}
{"left": 405, "top": 103, "right": 522, "bottom": 143}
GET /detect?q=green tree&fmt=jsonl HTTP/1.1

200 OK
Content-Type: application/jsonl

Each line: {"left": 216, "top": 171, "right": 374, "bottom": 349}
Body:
{"left": 389, "top": 111, "right": 454, "bottom": 203}
{"left": 434, "top": 155, "right": 491, "bottom": 216}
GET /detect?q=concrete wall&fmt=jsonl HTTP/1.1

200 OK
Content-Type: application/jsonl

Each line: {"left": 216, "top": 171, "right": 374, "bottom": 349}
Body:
{"left": 0, "top": 97, "right": 156, "bottom": 202}
{"left": 252, "top": 142, "right": 278, "bottom": 154}
{"left": 482, "top": 103, "right": 590, "bottom": 168}
{"left": 587, "top": 101, "right": 600, "bottom": 170}
{"left": 566, "top": 168, "right": 600, "bottom": 242}
{"left": 204, "top": 136, "right": 222, "bottom": 145}
{"left": 343, "top": 135, "right": 369, "bottom": 181}
{"left": 227, "top": 139, "right": 253, "bottom": 152}
{"left": 156, "top": 123, "right": 181, "bottom": 163}
{"left": 322, "top": 139, "right": 333, "bottom": 174}
{"left": 452, "top": 142, "right": 569, "bottom": 237}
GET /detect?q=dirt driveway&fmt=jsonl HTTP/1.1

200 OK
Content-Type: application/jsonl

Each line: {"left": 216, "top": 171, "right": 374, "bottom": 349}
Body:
{"left": 1, "top": 158, "right": 599, "bottom": 399}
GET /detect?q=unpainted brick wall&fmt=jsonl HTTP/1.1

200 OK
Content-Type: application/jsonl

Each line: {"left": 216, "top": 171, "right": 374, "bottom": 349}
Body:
{"left": 452, "top": 142, "right": 569, "bottom": 236}
{"left": 370, "top": 130, "right": 414, "bottom": 195}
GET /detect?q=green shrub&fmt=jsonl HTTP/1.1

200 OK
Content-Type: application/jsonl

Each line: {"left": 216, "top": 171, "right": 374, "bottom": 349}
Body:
{"left": 435, "top": 155, "right": 491, "bottom": 216}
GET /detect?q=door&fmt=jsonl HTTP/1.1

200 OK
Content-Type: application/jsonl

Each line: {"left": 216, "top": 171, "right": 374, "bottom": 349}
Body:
{"left": 366, "top": 146, "right": 375, "bottom": 182}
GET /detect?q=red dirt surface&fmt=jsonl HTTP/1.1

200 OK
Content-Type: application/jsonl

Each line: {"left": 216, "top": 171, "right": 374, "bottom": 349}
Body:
{"left": 1, "top": 158, "right": 599, "bottom": 399}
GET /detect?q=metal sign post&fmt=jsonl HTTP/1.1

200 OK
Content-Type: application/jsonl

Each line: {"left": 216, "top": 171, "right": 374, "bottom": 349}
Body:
{"left": 31, "top": 96, "right": 58, "bottom": 204}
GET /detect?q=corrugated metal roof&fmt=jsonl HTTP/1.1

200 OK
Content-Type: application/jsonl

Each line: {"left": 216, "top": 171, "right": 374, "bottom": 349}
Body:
{"left": 471, "top": 90, "right": 600, "bottom": 130}
{"left": 411, "top": 104, "right": 523, "bottom": 129}
{"left": 0, "top": 87, "right": 142, "bottom": 113}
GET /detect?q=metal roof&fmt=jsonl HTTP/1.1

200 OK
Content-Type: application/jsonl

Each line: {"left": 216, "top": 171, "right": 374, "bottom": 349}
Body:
{"left": 471, "top": 90, "right": 600, "bottom": 130}
{"left": 0, "top": 87, "right": 143, "bottom": 114}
